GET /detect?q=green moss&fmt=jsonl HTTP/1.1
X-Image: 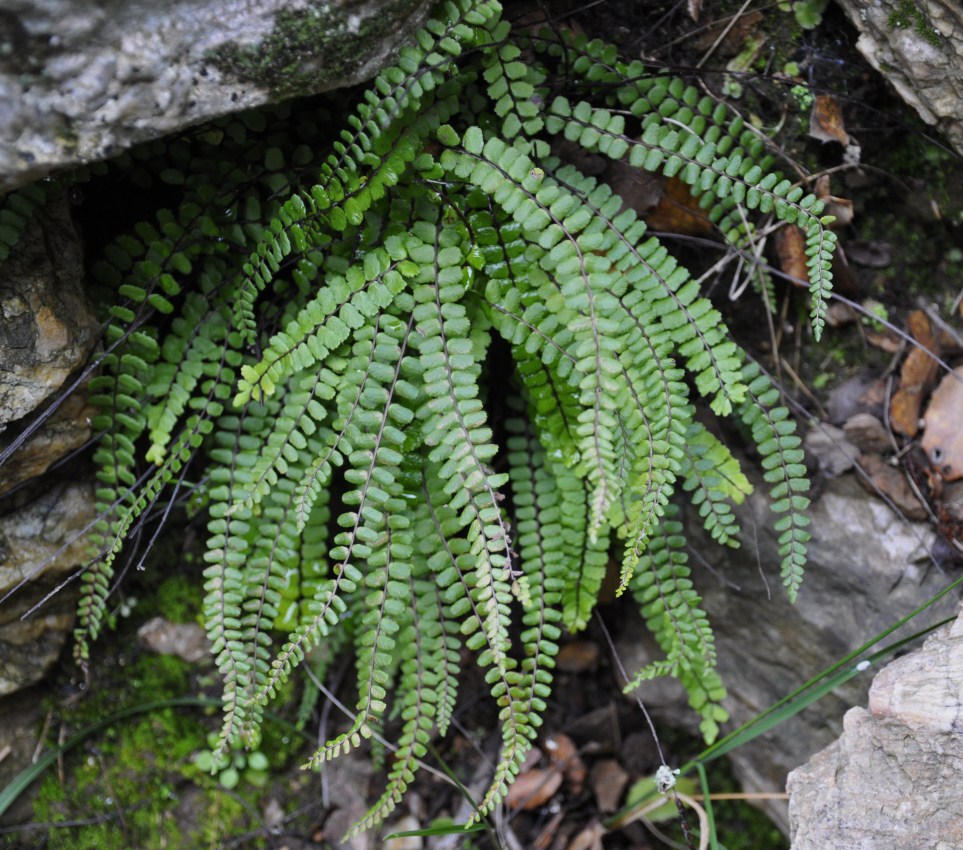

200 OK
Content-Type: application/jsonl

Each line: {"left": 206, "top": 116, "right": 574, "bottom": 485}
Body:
{"left": 27, "top": 707, "right": 201, "bottom": 850}
{"left": 154, "top": 575, "right": 200, "bottom": 624}
{"left": 887, "top": 0, "right": 942, "bottom": 48}
{"left": 7, "top": 648, "right": 287, "bottom": 849}
{"left": 208, "top": 0, "right": 422, "bottom": 100}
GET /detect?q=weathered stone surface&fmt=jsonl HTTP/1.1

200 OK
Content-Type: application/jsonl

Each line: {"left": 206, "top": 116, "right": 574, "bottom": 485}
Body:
{"left": 834, "top": 0, "right": 963, "bottom": 155}
{"left": 620, "top": 472, "right": 960, "bottom": 833}
{"left": 788, "top": 608, "right": 963, "bottom": 850}
{"left": 0, "top": 480, "right": 93, "bottom": 696}
{"left": 0, "top": 0, "right": 434, "bottom": 191}
{"left": 0, "top": 188, "right": 97, "bottom": 697}
{"left": 0, "top": 389, "right": 94, "bottom": 496}
{"left": 0, "top": 192, "right": 96, "bottom": 434}
{"left": 138, "top": 616, "right": 210, "bottom": 664}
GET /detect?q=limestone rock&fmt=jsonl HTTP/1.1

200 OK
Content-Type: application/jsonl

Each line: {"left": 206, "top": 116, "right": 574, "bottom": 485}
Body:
{"left": 622, "top": 473, "right": 959, "bottom": 834}
{"left": 0, "top": 480, "right": 93, "bottom": 696}
{"left": 0, "top": 0, "right": 433, "bottom": 192}
{"left": 0, "top": 191, "right": 96, "bottom": 695}
{"left": 138, "top": 616, "right": 210, "bottom": 664}
{"left": 0, "top": 192, "right": 96, "bottom": 439}
{"left": 804, "top": 423, "right": 857, "bottom": 476}
{"left": 788, "top": 609, "right": 963, "bottom": 850}
{"left": 834, "top": 0, "right": 963, "bottom": 155}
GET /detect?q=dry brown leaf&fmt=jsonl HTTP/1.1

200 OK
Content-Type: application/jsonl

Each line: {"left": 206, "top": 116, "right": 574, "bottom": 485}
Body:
{"left": 645, "top": 176, "right": 714, "bottom": 236}
{"left": 520, "top": 746, "right": 543, "bottom": 774}
{"left": 693, "top": 10, "right": 763, "bottom": 55}
{"left": 589, "top": 759, "right": 630, "bottom": 812}
{"left": 823, "top": 195, "right": 854, "bottom": 228}
{"left": 809, "top": 94, "right": 850, "bottom": 146}
{"left": 814, "top": 175, "right": 854, "bottom": 228}
{"left": 856, "top": 453, "right": 928, "bottom": 520}
{"left": 505, "top": 767, "right": 563, "bottom": 811}
{"left": 565, "top": 820, "right": 606, "bottom": 850}
{"left": 826, "top": 301, "right": 858, "bottom": 328}
{"left": 556, "top": 641, "right": 600, "bottom": 673}
{"left": 774, "top": 224, "right": 809, "bottom": 285}
{"left": 891, "top": 310, "right": 949, "bottom": 436}
{"left": 545, "top": 732, "right": 587, "bottom": 793}
{"left": 922, "top": 366, "right": 963, "bottom": 481}
{"left": 865, "top": 330, "right": 902, "bottom": 353}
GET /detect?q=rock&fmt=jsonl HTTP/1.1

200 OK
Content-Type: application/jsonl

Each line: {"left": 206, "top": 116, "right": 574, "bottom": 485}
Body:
{"left": 843, "top": 412, "right": 892, "bottom": 454}
{"left": 0, "top": 480, "right": 93, "bottom": 697}
{"left": 0, "top": 0, "right": 434, "bottom": 191}
{"left": 804, "top": 423, "right": 857, "bottom": 476}
{"left": 0, "top": 193, "right": 96, "bottom": 435}
{"left": 834, "top": 0, "right": 963, "bottom": 156}
{"left": 383, "top": 815, "right": 422, "bottom": 849}
{"left": 825, "top": 371, "right": 885, "bottom": 425}
{"left": 138, "top": 616, "right": 209, "bottom": 664}
{"left": 0, "top": 389, "right": 94, "bottom": 496}
{"left": 0, "top": 191, "right": 96, "bottom": 693}
{"left": 788, "top": 608, "right": 963, "bottom": 850}
{"left": 621, "top": 472, "right": 959, "bottom": 834}
{"left": 697, "top": 473, "right": 961, "bottom": 832}
{"left": 855, "top": 452, "right": 929, "bottom": 521}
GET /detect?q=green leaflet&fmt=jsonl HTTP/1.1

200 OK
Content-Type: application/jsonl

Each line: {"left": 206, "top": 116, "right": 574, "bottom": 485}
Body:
{"left": 58, "top": 0, "right": 834, "bottom": 835}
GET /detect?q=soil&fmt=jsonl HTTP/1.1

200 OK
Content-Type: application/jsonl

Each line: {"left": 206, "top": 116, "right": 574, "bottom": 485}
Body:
{"left": 2, "top": 2, "right": 962, "bottom": 849}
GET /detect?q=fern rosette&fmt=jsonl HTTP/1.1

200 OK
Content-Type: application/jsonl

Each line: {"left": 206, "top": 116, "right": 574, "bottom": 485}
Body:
{"left": 71, "top": 0, "right": 829, "bottom": 833}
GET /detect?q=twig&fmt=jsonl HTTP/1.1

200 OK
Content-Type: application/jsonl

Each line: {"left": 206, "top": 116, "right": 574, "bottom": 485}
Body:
{"left": 779, "top": 356, "right": 826, "bottom": 418}
{"left": 696, "top": 0, "right": 755, "bottom": 69}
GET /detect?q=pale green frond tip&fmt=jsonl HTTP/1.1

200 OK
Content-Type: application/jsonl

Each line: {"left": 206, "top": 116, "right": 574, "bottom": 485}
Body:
{"left": 73, "top": 0, "right": 828, "bottom": 835}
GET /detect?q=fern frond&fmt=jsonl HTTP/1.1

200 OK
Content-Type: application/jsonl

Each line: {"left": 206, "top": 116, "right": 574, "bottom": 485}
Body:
{"left": 625, "top": 505, "right": 728, "bottom": 742}
{"left": 0, "top": 182, "right": 47, "bottom": 263}
{"left": 74, "top": 0, "right": 831, "bottom": 830}
{"left": 347, "top": 550, "right": 439, "bottom": 835}
{"left": 680, "top": 421, "right": 752, "bottom": 547}
{"left": 545, "top": 93, "right": 837, "bottom": 340}
{"left": 737, "top": 360, "right": 811, "bottom": 601}
{"left": 506, "top": 414, "right": 565, "bottom": 727}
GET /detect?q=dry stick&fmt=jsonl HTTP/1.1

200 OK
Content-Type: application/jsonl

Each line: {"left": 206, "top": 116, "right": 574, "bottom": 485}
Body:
{"left": 653, "top": 1, "right": 784, "bottom": 55}
{"left": 626, "top": 791, "right": 709, "bottom": 850}
{"left": 778, "top": 355, "right": 826, "bottom": 416}
{"left": 32, "top": 711, "right": 54, "bottom": 764}
{"left": 695, "top": 0, "right": 756, "bottom": 69}
{"left": 691, "top": 792, "right": 789, "bottom": 800}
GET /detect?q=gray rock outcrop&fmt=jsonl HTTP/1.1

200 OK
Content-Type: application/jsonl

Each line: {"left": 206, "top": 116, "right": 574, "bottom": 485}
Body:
{"left": 0, "top": 193, "right": 96, "bottom": 435}
{"left": 788, "top": 607, "right": 963, "bottom": 850}
{"left": 834, "top": 0, "right": 963, "bottom": 155}
{"left": 0, "top": 480, "right": 93, "bottom": 696}
{"left": 1, "top": 0, "right": 433, "bottom": 192}
{"left": 0, "top": 192, "right": 97, "bottom": 695}
{"left": 619, "top": 470, "right": 961, "bottom": 833}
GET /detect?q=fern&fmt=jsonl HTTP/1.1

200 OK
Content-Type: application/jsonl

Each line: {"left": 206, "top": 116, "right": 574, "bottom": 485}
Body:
{"left": 48, "top": 0, "right": 829, "bottom": 834}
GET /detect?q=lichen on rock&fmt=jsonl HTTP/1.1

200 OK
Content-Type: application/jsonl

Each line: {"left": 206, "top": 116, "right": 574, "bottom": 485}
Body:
{"left": 0, "top": 0, "right": 434, "bottom": 191}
